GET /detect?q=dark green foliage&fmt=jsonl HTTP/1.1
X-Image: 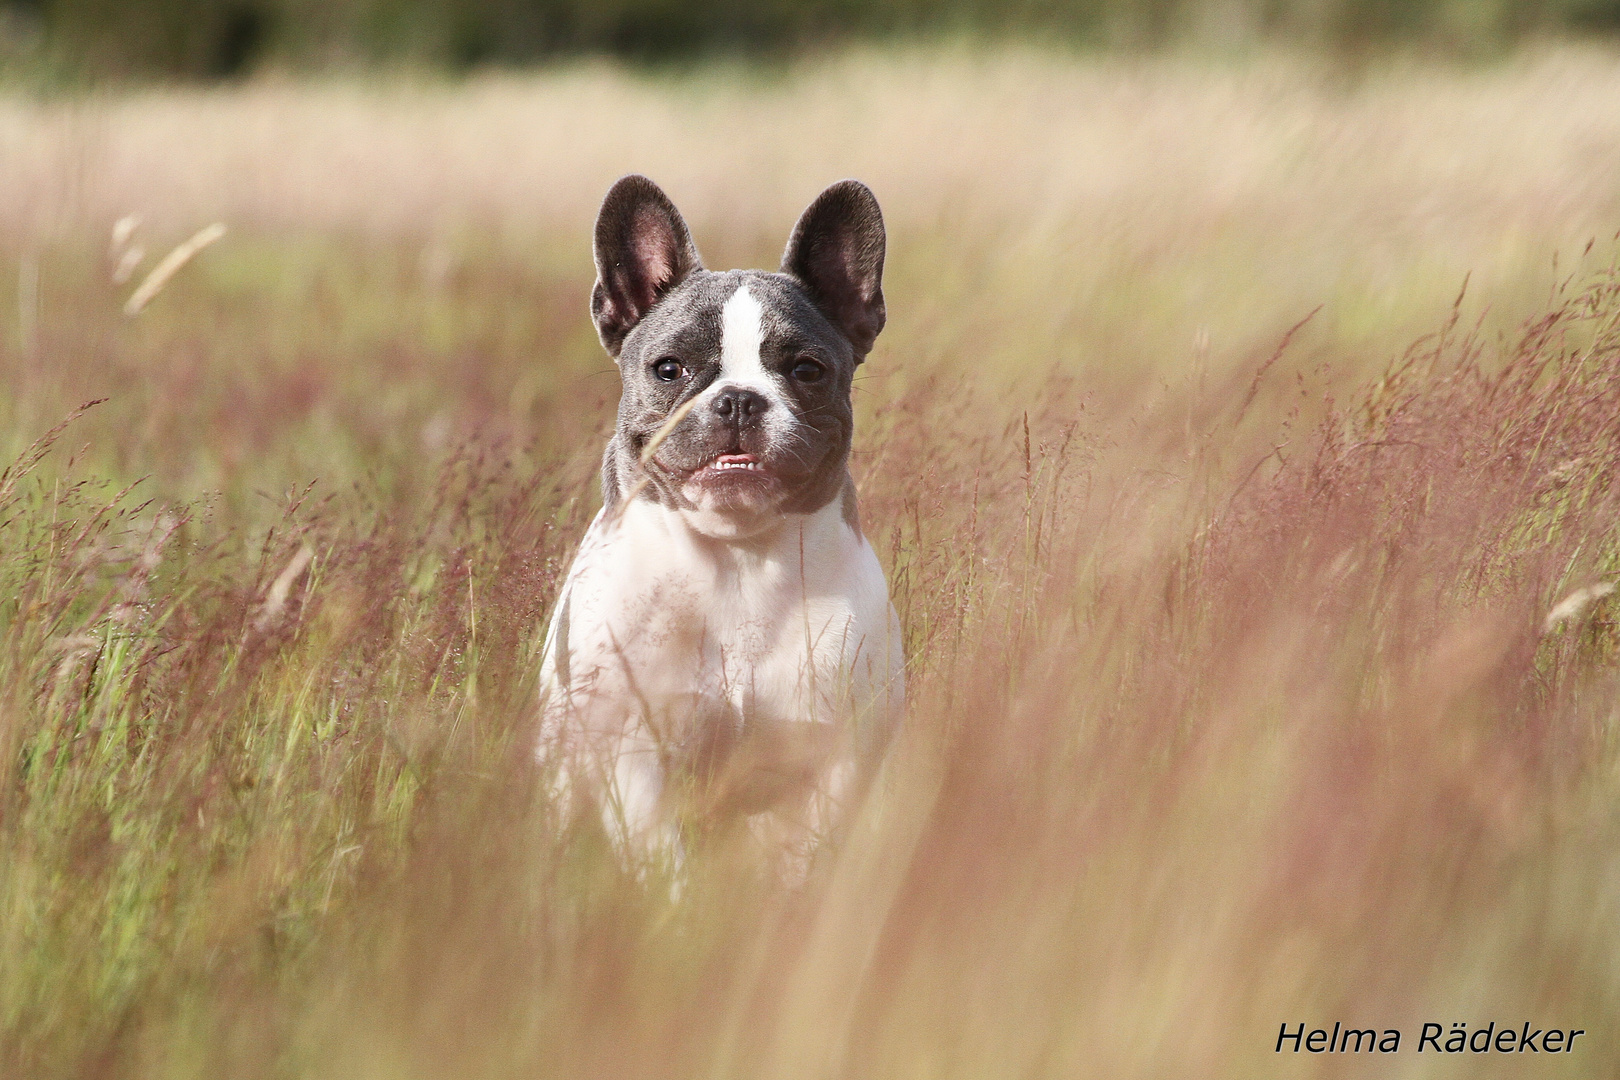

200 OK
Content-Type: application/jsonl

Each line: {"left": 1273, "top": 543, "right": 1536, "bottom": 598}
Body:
{"left": 1, "top": 0, "right": 1611, "bottom": 79}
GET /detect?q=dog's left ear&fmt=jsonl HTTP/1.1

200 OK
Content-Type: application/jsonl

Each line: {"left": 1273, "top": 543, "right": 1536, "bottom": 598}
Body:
{"left": 782, "top": 180, "right": 886, "bottom": 360}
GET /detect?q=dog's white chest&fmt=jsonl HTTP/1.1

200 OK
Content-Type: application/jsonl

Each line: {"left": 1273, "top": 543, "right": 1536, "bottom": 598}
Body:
{"left": 540, "top": 497, "right": 903, "bottom": 752}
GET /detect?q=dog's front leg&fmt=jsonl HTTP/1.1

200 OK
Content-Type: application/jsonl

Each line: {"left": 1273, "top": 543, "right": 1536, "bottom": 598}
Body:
{"left": 602, "top": 727, "right": 682, "bottom": 870}
{"left": 746, "top": 745, "right": 858, "bottom": 884}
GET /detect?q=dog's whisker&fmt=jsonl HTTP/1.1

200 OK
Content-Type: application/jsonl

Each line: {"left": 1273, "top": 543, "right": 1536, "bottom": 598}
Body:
{"left": 639, "top": 394, "right": 704, "bottom": 467}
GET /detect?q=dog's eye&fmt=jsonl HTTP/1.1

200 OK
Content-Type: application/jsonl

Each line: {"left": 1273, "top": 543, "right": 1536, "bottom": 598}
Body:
{"left": 652, "top": 358, "right": 685, "bottom": 382}
{"left": 790, "top": 359, "right": 825, "bottom": 383}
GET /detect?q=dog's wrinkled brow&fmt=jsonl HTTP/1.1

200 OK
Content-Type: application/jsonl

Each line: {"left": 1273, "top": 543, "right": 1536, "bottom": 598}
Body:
{"left": 638, "top": 311, "right": 722, "bottom": 364}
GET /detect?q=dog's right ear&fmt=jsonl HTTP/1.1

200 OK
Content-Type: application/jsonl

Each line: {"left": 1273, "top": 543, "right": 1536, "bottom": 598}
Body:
{"left": 591, "top": 175, "right": 703, "bottom": 358}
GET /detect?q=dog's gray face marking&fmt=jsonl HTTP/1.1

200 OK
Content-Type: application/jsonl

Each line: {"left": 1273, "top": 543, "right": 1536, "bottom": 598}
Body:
{"left": 589, "top": 175, "right": 886, "bottom": 533}
{"left": 614, "top": 270, "right": 856, "bottom": 520}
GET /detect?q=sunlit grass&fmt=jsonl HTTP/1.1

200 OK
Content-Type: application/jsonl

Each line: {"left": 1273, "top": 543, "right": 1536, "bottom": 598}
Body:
{"left": 4, "top": 46, "right": 1620, "bottom": 1079}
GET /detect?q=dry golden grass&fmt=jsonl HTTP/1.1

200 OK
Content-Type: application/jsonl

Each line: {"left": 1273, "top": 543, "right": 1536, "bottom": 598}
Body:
{"left": 3, "top": 44, "right": 1620, "bottom": 1079}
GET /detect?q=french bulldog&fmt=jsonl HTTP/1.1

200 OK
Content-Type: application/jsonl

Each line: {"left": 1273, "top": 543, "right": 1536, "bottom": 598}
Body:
{"left": 538, "top": 175, "right": 904, "bottom": 866}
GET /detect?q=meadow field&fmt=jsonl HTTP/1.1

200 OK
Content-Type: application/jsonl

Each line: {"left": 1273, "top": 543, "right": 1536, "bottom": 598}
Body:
{"left": 4, "top": 45, "right": 1620, "bottom": 1078}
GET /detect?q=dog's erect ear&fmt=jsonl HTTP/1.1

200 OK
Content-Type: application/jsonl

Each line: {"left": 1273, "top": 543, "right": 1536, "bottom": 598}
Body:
{"left": 591, "top": 175, "right": 703, "bottom": 357}
{"left": 781, "top": 180, "right": 886, "bottom": 360}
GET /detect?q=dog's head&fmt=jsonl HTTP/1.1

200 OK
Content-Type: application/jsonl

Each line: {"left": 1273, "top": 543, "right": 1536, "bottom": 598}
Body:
{"left": 590, "top": 175, "right": 885, "bottom": 539}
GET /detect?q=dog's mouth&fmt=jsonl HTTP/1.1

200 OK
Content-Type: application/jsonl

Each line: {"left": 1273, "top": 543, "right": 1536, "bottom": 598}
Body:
{"left": 673, "top": 452, "right": 787, "bottom": 515}
{"left": 690, "top": 452, "right": 776, "bottom": 481}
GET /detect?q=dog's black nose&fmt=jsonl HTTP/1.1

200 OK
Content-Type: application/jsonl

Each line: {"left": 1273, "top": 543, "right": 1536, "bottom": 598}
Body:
{"left": 711, "top": 386, "right": 770, "bottom": 421}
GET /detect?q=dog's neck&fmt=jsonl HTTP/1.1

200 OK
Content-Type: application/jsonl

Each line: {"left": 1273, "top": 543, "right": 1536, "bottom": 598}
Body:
{"left": 594, "top": 491, "right": 864, "bottom": 619}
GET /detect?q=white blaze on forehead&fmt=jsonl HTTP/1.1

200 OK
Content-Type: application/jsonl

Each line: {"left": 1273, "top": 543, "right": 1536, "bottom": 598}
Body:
{"left": 691, "top": 281, "right": 792, "bottom": 466}
{"left": 718, "top": 285, "right": 772, "bottom": 391}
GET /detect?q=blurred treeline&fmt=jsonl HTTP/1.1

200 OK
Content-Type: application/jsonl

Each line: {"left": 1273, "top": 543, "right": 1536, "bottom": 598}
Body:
{"left": 1, "top": 0, "right": 1618, "bottom": 79}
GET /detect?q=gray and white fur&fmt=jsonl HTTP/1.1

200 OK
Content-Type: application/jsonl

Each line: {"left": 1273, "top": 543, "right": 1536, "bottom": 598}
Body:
{"left": 538, "top": 175, "right": 904, "bottom": 865}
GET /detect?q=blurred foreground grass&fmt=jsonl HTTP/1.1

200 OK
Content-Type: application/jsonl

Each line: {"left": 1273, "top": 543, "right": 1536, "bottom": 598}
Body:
{"left": 4, "top": 47, "right": 1620, "bottom": 1078}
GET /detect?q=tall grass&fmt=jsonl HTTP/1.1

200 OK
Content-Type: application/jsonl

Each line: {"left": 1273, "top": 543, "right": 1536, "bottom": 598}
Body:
{"left": 3, "top": 47, "right": 1620, "bottom": 1078}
